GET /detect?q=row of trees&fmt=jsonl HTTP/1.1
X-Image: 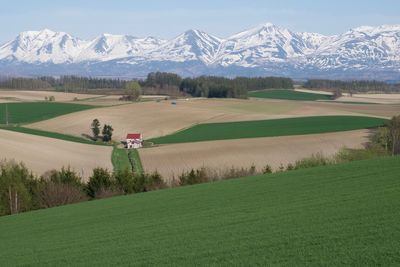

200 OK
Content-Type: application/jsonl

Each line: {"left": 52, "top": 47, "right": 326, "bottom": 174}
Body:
{"left": 0, "top": 73, "right": 293, "bottom": 99}
{"left": 0, "top": 76, "right": 128, "bottom": 91}
{"left": 4, "top": 75, "right": 400, "bottom": 96}
{"left": 91, "top": 119, "right": 113, "bottom": 142}
{"left": 371, "top": 115, "right": 400, "bottom": 155}
{"left": 145, "top": 72, "right": 293, "bottom": 98}
{"left": 304, "top": 79, "right": 400, "bottom": 93}
{"left": 0, "top": 161, "right": 164, "bottom": 216}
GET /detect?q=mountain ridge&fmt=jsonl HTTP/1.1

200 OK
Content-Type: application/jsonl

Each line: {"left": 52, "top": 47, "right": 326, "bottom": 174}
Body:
{"left": 1, "top": 23, "right": 399, "bottom": 80}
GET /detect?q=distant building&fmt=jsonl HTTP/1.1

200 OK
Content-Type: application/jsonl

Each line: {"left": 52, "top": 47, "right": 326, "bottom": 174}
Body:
{"left": 126, "top": 133, "right": 143, "bottom": 149}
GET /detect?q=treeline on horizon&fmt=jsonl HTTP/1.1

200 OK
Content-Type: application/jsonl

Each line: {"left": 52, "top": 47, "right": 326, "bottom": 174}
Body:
{"left": 2, "top": 73, "right": 400, "bottom": 96}
{"left": 304, "top": 79, "right": 400, "bottom": 93}
{"left": 0, "top": 73, "right": 293, "bottom": 98}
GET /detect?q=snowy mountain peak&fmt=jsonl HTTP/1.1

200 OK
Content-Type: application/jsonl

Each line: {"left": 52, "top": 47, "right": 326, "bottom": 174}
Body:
{"left": 229, "top": 22, "right": 286, "bottom": 40}
{"left": 147, "top": 29, "right": 222, "bottom": 64}
{"left": 1, "top": 23, "right": 400, "bottom": 79}
{"left": 352, "top": 24, "right": 400, "bottom": 34}
{"left": 0, "top": 29, "right": 83, "bottom": 64}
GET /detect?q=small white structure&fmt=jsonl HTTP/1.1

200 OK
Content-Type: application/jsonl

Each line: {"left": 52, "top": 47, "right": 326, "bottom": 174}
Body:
{"left": 126, "top": 133, "right": 143, "bottom": 149}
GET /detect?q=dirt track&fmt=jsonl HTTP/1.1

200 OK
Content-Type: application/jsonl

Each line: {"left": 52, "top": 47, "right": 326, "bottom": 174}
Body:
{"left": 0, "top": 129, "right": 113, "bottom": 181}
{"left": 139, "top": 130, "right": 370, "bottom": 180}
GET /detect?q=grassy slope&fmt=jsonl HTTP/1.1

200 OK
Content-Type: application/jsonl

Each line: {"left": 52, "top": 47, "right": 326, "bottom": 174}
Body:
{"left": 0, "top": 156, "right": 399, "bottom": 266}
{"left": 249, "top": 89, "right": 332, "bottom": 101}
{"left": 0, "top": 102, "right": 94, "bottom": 124}
{"left": 150, "top": 116, "right": 386, "bottom": 144}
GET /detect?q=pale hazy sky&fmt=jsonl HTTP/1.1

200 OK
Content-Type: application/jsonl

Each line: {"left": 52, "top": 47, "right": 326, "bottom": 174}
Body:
{"left": 1, "top": 0, "right": 400, "bottom": 43}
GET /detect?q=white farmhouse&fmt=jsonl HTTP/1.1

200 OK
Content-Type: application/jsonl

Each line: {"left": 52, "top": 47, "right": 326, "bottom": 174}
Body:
{"left": 126, "top": 133, "right": 143, "bottom": 149}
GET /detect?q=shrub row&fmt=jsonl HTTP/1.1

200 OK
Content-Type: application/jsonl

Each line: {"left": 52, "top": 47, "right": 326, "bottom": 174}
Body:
{"left": 0, "top": 146, "right": 390, "bottom": 217}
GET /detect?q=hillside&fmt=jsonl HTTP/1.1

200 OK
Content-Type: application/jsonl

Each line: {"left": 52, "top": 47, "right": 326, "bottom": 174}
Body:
{"left": 0, "top": 156, "right": 399, "bottom": 266}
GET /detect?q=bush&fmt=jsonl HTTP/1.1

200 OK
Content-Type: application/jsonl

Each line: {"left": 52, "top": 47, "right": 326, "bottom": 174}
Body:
{"left": 179, "top": 165, "right": 259, "bottom": 186}
{"left": 262, "top": 165, "right": 273, "bottom": 174}
{"left": 86, "top": 168, "right": 115, "bottom": 198}
{"left": 293, "top": 153, "right": 333, "bottom": 170}
{"left": 45, "top": 167, "right": 84, "bottom": 187}
{"left": 146, "top": 171, "right": 166, "bottom": 191}
{"left": 0, "top": 160, "right": 35, "bottom": 215}
{"left": 335, "top": 148, "right": 388, "bottom": 163}
{"left": 114, "top": 169, "right": 135, "bottom": 194}
{"left": 35, "top": 181, "right": 87, "bottom": 208}
{"left": 286, "top": 163, "right": 295, "bottom": 171}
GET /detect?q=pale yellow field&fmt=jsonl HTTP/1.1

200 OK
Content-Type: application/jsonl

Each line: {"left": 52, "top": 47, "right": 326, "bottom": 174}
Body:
{"left": 0, "top": 129, "right": 113, "bottom": 181}
{"left": 294, "top": 88, "right": 333, "bottom": 95}
{"left": 295, "top": 88, "right": 400, "bottom": 104}
{"left": 0, "top": 90, "right": 103, "bottom": 102}
{"left": 26, "top": 98, "right": 399, "bottom": 142}
{"left": 139, "top": 130, "right": 370, "bottom": 180}
{"left": 336, "top": 94, "right": 400, "bottom": 104}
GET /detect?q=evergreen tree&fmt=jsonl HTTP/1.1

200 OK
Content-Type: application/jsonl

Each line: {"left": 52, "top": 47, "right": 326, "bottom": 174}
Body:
{"left": 102, "top": 124, "right": 114, "bottom": 142}
{"left": 91, "top": 119, "right": 101, "bottom": 140}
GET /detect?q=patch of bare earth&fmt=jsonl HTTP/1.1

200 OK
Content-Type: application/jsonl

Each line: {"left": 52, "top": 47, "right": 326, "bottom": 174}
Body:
{"left": 336, "top": 94, "right": 400, "bottom": 104}
{"left": 139, "top": 130, "right": 370, "bottom": 181}
{"left": 0, "top": 129, "right": 113, "bottom": 181}
{"left": 0, "top": 90, "right": 103, "bottom": 102}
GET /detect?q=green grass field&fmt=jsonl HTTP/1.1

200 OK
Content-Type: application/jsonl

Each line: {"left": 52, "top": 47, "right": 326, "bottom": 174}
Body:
{"left": 0, "top": 102, "right": 94, "bottom": 124}
{"left": 112, "top": 148, "right": 144, "bottom": 174}
{"left": 0, "top": 156, "right": 399, "bottom": 266}
{"left": 249, "top": 89, "right": 332, "bottom": 101}
{"left": 129, "top": 149, "right": 144, "bottom": 174}
{"left": 150, "top": 116, "right": 386, "bottom": 144}
{"left": 112, "top": 147, "right": 132, "bottom": 172}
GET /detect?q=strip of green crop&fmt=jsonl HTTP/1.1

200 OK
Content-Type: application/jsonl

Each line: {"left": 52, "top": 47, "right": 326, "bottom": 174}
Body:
{"left": 0, "top": 126, "right": 108, "bottom": 146}
{"left": 112, "top": 148, "right": 144, "bottom": 175}
{"left": 248, "top": 89, "right": 332, "bottom": 101}
{"left": 150, "top": 116, "right": 387, "bottom": 144}
{"left": 112, "top": 147, "right": 132, "bottom": 172}
{"left": 129, "top": 149, "right": 144, "bottom": 175}
{"left": 0, "top": 102, "right": 96, "bottom": 124}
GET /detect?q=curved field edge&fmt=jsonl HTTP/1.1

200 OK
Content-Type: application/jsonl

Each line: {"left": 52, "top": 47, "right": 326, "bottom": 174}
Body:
{"left": 248, "top": 89, "right": 332, "bottom": 101}
{"left": 149, "top": 116, "right": 387, "bottom": 144}
{"left": 0, "top": 126, "right": 108, "bottom": 146}
{"left": 0, "top": 156, "right": 399, "bottom": 266}
{"left": 0, "top": 102, "right": 96, "bottom": 125}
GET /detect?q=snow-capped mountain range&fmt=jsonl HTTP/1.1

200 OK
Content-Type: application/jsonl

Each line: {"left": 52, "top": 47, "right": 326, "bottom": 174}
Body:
{"left": 1, "top": 23, "right": 400, "bottom": 80}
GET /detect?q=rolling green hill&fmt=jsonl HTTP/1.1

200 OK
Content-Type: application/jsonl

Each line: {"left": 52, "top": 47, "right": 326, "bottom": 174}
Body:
{"left": 0, "top": 102, "right": 94, "bottom": 124}
{"left": 150, "top": 116, "right": 386, "bottom": 144}
{"left": 0, "top": 156, "right": 399, "bottom": 266}
{"left": 248, "top": 89, "right": 332, "bottom": 101}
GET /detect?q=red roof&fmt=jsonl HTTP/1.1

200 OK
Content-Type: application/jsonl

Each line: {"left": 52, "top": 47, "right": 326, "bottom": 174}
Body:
{"left": 126, "top": 133, "right": 142, "bottom": 139}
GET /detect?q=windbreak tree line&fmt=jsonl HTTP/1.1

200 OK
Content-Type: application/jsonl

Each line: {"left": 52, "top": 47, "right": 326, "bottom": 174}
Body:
{"left": 179, "top": 76, "right": 293, "bottom": 98}
{"left": 0, "top": 72, "right": 293, "bottom": 99}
